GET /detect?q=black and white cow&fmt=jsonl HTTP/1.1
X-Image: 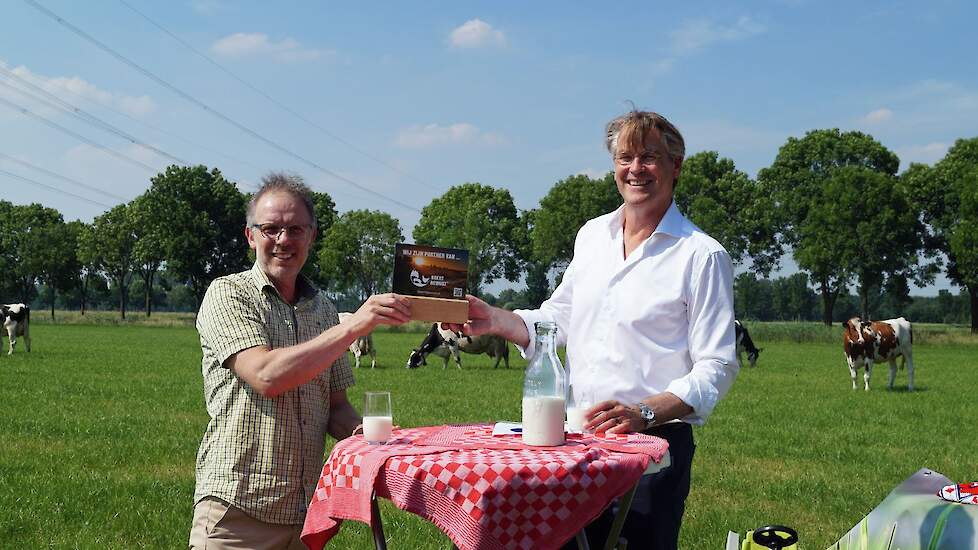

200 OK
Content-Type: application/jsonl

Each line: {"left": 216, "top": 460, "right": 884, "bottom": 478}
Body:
{"left": 2, "top": 303, "right": 31, "bottom": 356}
{"left": 337, "top": 312, "right": 376, "bottom": 368}
{"left": 734, "top": 319, "right": 761, "bottom": 368}
{"left": 406, "top": 324, "right": 510, "bottom": 369}
{"left": 842, "top": 316, "right": 914, "bottom": 391}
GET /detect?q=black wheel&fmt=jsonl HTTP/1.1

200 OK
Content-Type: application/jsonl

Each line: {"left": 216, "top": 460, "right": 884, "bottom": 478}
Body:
{"left": 752, "top": 525, "right": 798, "bottom": 549}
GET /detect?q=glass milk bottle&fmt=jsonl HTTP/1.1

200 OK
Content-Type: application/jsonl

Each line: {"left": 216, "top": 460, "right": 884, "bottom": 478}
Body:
{"left": 521, "top": 322, "right": 567, "bottom": 446}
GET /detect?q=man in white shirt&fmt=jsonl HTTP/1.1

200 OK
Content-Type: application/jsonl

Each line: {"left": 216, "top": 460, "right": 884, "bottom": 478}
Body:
{"left": 449, "top": 110, "right": 738, "bottom": 549}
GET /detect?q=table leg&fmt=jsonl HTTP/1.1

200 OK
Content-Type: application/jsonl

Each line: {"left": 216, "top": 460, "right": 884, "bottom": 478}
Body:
{"left": 370, "top": 492, "right": 388, "bottom": 550}
{"left": 576, "top": 530, "right": 592, "bottom": 550}
{"left": 602, "top": 482, "right": 638, "bottom": 550}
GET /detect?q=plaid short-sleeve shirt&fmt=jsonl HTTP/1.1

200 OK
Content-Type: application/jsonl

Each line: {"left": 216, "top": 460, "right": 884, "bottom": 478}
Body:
{"left": 194, "top": 263, "right": 354, "bottom": 525}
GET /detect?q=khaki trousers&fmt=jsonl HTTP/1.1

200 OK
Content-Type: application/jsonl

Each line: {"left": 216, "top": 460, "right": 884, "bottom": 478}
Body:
{"left": 189, "top": 497, "right": 306, "bottom": 550}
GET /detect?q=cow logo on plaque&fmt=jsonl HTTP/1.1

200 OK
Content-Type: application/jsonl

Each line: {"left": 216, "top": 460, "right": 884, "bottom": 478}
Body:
{"left": 410, "top": 270, "right": 430, "bottom": 288}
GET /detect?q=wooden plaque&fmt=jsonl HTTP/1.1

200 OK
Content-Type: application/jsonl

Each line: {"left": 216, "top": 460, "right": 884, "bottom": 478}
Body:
{"left": 406, "top": 296, "right": 469, "bottom": 324}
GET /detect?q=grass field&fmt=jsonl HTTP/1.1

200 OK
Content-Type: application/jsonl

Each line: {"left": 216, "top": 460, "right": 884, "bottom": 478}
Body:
{"left": 1, "top": 321, "right": 976, "bottom": 549}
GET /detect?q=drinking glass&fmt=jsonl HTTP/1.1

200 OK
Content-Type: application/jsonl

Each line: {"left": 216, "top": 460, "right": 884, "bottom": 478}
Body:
{"left": 566, "top": 384, "right": 593, "bottom": 434}
{"left": 363, "top": 391, "right": 393, "bottom": 444}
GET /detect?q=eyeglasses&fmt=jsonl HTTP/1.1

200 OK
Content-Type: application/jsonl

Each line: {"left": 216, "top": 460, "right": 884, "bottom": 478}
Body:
{"left": 615, "top": 152, "right": 666, "bottom": 167}
{"left": 251, "top": 223, "right": 312, "bottom": 240}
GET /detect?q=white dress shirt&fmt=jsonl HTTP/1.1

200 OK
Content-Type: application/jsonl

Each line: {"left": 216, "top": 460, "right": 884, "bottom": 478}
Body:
{"left": 515, "top": 201, "right": 738, "bottom": 425}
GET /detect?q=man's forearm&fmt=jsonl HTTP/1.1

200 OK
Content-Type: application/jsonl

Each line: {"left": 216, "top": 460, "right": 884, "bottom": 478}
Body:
{"left": 642, "top": 392, "right": 694, "bottom": 425}
{"left": 492, "top": 307, "right": 531, "bottom": 348}
{"left": 229, "top": 323, "right": 359, "bottom": 397}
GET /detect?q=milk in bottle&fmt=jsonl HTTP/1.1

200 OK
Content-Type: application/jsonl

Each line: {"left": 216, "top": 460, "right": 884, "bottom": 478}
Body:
{"left": 521, "top": 322, "right": 567, "bottom": 446}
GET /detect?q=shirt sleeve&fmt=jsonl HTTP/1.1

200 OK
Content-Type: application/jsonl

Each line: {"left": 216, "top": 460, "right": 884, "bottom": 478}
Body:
{"left": 664, "top": 249, "right": 739, "bottom": 421}
{"left": 322, "top": 299, "right": 355, "bottom": 392}
{"left": 196, "top": 277, "right": 271, "bottom": 368}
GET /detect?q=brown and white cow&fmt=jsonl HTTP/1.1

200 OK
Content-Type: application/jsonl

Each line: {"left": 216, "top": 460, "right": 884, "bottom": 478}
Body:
{"left": 2, "top": 303, "right": 31, "bottom": 355}
{"left": 841, "top": 316, "right": 914, "bottom": 391}
{"left": 337, "top": 312, "right": 376, "bottom": 368}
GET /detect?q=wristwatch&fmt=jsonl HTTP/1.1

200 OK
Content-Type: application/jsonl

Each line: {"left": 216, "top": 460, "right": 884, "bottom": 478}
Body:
{"left": 637, "top": 403, "right": 656, "bottom": 430}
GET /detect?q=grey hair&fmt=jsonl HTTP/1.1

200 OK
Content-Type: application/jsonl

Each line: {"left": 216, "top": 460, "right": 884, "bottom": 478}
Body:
{"left": 246, "top": 172, "right": 317, "bottom": 228}
{"left": 605, "top": 109, "right": 686, "bottom": 161}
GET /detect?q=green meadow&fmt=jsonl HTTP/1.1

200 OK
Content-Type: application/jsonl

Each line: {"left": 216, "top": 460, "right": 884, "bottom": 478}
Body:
{"left": 1, "top": 318, "right": 976, "bottom": 549}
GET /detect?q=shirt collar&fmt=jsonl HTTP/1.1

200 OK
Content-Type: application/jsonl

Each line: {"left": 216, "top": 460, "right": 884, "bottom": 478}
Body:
{"left": 654, "top": 201, "right": 685, "bottom": 238}
{"left": 604, "top": 200, "right": 686, "bottom": 239}
{"left": 248, "top": 262, "right": 318, "bottom": 303}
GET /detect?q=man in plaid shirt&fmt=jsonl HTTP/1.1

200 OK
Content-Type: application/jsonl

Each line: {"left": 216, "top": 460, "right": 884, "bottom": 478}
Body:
{"left": 190, "top": 173, "right": 411, "bottom": 550}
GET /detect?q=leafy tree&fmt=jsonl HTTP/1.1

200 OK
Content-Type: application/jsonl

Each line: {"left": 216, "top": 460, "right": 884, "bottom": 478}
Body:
{"left": 733, "top": 272, "right": 774, "bottom": 321}
{"left": 144, "top": 165, "right": 250, "bottom": 307}
{"left": 35, "top": 217, "right": 80, "bottom": 319}
{"left": 496, "top": 288, "right": 530, "bottom": 311}
{"left": 0, "top": 200, "right": 16, "bottom": 298}
{"left": 414, "top": 183, "right": 523, "bottom": 297}
{"left": 318, "top": 210, "right": 403, "bottom": 301}
{"left": 129, "top": 194, "right": 167, "bottom": 317}
{"left": 676, "top": 152, "right": 782, "bottom": 275}
{"left": 74, "top": 222, "right": 104, "bottom": 315}
{"left": 310, "top": 191, "right": 339, "bottom": 238}
{"left": 771, "top": 273, "right": 816, "bottom": 321}
{"left": 822, "top": 166, "right": 927, "bottom": 319}
{"left": 948, "top": 171, "right": 978, "bottom": 330}
{"left": 759, "top": 129, "right": 902, "bottom": 324}
{"left": 531, "top": 173, "right": 621, "bottom": 272}
{"left": 523, "top": 262, "right": 551, "bottom": 309}
{"left": 513, "top": 208, "right": 551, "bottom": 309}
{"left": 904, "top": 138, "right": 978, "bottom": 332}
{"left": 84, "top": 204, "right": 137, "bottom": 318}
{"left": 303, "top": 190, "right": 339, "bottom": 287}
{"left": 3, "top": 203, "right": 65, "bottom": 303}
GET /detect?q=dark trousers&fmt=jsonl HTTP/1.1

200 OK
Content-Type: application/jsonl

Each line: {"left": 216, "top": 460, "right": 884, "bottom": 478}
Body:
{"left": 563, "top": 422, "right": 695, "bottom": 550}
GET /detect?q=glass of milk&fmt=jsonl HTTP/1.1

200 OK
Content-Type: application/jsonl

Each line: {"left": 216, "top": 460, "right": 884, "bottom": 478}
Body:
{"left": 363, "top": 391, "right": 393, "bottom": 444}
{"left": 566, "top": 384, "right": 592, "bottom": 434}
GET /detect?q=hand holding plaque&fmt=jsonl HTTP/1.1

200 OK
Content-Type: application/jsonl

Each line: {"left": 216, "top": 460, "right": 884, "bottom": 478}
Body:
{"left": 393, "top": 243, "right": 470, "bottom": 323}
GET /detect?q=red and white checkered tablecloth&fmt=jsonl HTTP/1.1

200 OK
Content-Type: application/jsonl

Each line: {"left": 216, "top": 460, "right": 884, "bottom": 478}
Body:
{"left": 301, "top": 424, "right": 669, "bottom": 550}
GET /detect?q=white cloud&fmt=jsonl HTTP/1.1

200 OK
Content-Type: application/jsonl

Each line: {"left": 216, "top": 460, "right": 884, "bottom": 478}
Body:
{"left": 670, "top": 16, "right": 766, "bottom": 54}
{"left": 896, "top": 142, "right": 948, "bottom": 167}
{"left": 211, "top": 33, "right": 330, "bottom": 62}
{"left": 118, "top": 95, "right": 157, "bottom": 117}
{"left": 190, "top": 0, "right": 225, "bottom": 15}
{"left": 449, "top": 19, "right": 507, "bottom": 49}
{"left": 575, "top": 168, "right": 608, "bottom": 180}
{"left": 651, "top": 59, "right": 674, "bottom": 75}
{"left": 860, "top": 108, "right": 893, "bottom": 125}
{"left": 63, "top": 142, "right": 166, "bottom": 172}
{"left": 1, "top": 60, "right": 156, "bottom": 118}
{"left": 394, "top": 123, "right": 505, "bottom": 149}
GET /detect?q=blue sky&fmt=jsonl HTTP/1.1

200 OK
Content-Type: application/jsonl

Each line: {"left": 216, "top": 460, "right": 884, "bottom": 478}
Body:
{"left": 2, "top": 1, "right": 975, "bottom": 295}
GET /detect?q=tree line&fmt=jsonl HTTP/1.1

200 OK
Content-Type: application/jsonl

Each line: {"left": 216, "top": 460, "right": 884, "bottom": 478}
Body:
{"left": 2, "top": 130, "right": 976, "bottom": 331}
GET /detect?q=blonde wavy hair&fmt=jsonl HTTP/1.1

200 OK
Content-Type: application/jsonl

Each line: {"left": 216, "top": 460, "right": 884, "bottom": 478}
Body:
{"left": 605, "top": 109, "right": 685, "bottom": 161}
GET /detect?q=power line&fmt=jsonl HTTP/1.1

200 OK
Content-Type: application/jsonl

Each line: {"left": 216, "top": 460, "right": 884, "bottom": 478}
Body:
{"left": 0, "top": 70, "right": 188, "bottom": 166}
{"left": 0, "top": 167, "right": 115, "bottom": 209}
{"left": 3, "top": 65, "right": 270, "bottom": 175}
{"left": 0, "top": 152, "right": 129, "bottom": 202}
{"left": 0, "top": 86, "right": 260, "bottom": 197}
{"left": 116, "top": 0, "right": 442, "bottom": 193}
{"left": 24, "top": 0, "right": 421, "bottom": 214}
{"left": 0, "top": 94, "right": 159, "bottom": 172}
